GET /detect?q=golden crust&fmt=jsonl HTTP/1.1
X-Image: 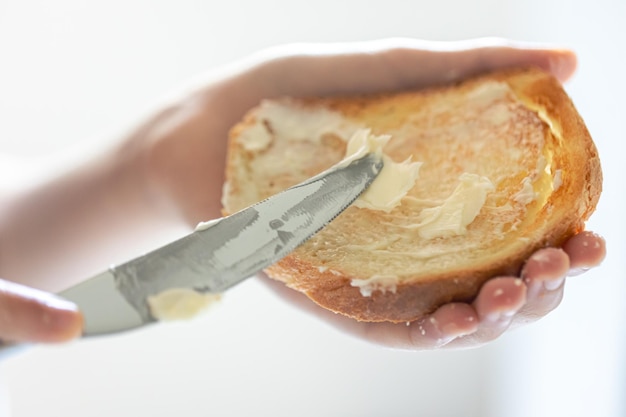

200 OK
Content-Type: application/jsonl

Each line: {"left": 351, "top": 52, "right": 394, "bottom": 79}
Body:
{"left": 223, "top": 67, "right": 602, "bottom": 323}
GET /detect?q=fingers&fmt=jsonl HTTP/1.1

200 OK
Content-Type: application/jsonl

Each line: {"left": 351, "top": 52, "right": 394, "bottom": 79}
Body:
{"left": 0, "top": 279, "right": 83, "bottom": 344}
{"left": 507, "top": 233, "right": 605, "bottom": 327}
{"left": 347, "top": 280, "right": 523, "bottom": 350}
{"left": 257, "top": 231, "right": 604, "bottom": 350}
{"left": 332, "top": 303, "right": 479, "bottom": 351}
{"left": 518, "top": 248, "right": 569, "bottom": 320}
{"left": 441, "top": 277, "right": 526, "bottom": 348}
{"left": 407, "top": 303, "right": 478, "bottom": 348}
{"left": 245, "top": 38, "right": 577, "bottom": 99}
{"left": 473, "top": 277, "right": 527, "bottom": 334}
{"left": 445, "top": 236, "right": 599, "bottom": 346}
{"left": 365, "top": 276, "right": 525, "bottom": 350}
{"left": 258, "top": 273, "right": 480, "bottom": 350}
{"left": 563, "top": 230, "right": 606, "bottom": 275}
{"left": 474, "top": 278, "right": 527, "bottom": 321}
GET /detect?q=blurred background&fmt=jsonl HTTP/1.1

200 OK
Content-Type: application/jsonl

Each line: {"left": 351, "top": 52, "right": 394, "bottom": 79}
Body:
{"left": 0, "top": 0, "right": 624, "bottom": 416}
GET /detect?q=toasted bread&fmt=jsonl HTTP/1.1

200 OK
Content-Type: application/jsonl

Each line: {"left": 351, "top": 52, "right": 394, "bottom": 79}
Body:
{"left": 222, "top": 67, "right": 601, "bottom": 323}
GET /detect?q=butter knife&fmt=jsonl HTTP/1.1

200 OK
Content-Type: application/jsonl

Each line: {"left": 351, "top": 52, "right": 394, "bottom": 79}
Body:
{"left": 0, "top": 153, "right": 382, "bottom": 358}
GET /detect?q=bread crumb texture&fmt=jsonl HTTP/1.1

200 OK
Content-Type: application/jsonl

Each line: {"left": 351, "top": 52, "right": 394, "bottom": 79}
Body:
{"left": 223, "top": 68, "right": 601, "bottom": 322}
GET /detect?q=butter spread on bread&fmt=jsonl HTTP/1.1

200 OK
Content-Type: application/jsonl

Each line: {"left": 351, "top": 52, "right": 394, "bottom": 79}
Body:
{"left": 222, "top": 68, "right": 602, "bottom": 323}
{"left": 343, "top": 129, "right": 421, "bottom": 212}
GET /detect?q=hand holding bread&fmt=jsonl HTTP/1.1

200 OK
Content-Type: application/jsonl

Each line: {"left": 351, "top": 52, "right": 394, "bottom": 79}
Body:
{"left": 145, "top": 39, "right": 605, "bottom": 349}
{"left": 0, "top": 39, "right": 605, "bottom": 349}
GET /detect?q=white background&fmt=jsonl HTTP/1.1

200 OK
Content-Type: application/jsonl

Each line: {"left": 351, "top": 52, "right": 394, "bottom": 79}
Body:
{"left": 0, "top": 0, "right": 624, "bottom": 416}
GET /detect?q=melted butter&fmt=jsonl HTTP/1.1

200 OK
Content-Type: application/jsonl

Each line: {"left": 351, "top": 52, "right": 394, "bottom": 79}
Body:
{"left": 553, "top": 169, "right": 563, "bottom": 191}
{"left": 514, "top": 177, "right": 537, "bottom": 205}
{"left": 347, "top": 245, "right": 475, "bottom": 260}
{"left": 520, "top": 150, "right": 556, "bottom": 217}
{"left": 507, "top": 86, "right": 564, "bottom": 210}
{"left": 465, "top": 81, "right": 511, "bottom": 105}
{"left": 537, "top": 150, "right": 555, "bottom": 204}
{"left": 238, "top": 100, "right": 363, "bottom": 152}
{"left": 147, "top": 289, "right": 221, "bottom": 321}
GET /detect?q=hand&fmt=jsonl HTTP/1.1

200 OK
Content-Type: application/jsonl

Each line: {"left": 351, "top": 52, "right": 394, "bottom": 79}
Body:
{"left": 137, "top": 38, "right": 603, "bottom": 349}
{"left": 260, "top": 231, "right": 605, "bottom": 349}
{"left": 0, "top": 279, "right": 82, "bottom": 344}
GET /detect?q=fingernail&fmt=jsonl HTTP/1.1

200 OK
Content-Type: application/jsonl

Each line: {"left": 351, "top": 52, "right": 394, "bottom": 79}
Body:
{"left": 442, "top": 313, "right": 478, "bottom": 335}
{"left": 435, "top": 336, "right": 457, "bottom": 347}
{"left": 543, "top": 276, "right": 565, "bottom": 291}
{"left": 567, "top": 267, "right": 590, "bottom": 277}
{"left": 485, "top": 307, "right": 518, "bottom": 323}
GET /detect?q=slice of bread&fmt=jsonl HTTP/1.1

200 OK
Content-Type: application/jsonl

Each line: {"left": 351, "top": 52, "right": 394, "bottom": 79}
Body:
{"left": 222, "top": 67, "right": 602, "bottom": 323}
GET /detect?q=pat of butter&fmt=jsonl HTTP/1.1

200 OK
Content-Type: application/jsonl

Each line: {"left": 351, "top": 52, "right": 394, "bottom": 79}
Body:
{"left": 416, "top": 173, "right": 494, "bottom": 239}
{"left": 238, "top": 122, "right": 273, "bottom": 152}
{"left": 147, "top": 288, "right": 221, "bottom": 321}
{"left": 350, "top": 275, "right": 398, "bottom": 297}
{"left": 344, "top": 129, "right": 422, "bottom": 212}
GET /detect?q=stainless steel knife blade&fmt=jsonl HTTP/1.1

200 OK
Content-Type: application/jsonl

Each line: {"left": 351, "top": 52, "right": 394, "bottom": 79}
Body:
{"left": 59, "top": 153, "right": 383, "bottom": 337}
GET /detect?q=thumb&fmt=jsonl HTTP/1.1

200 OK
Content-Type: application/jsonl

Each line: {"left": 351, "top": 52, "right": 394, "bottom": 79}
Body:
{"left": 0, "top": 279, "right": 83, "bottom": 343}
